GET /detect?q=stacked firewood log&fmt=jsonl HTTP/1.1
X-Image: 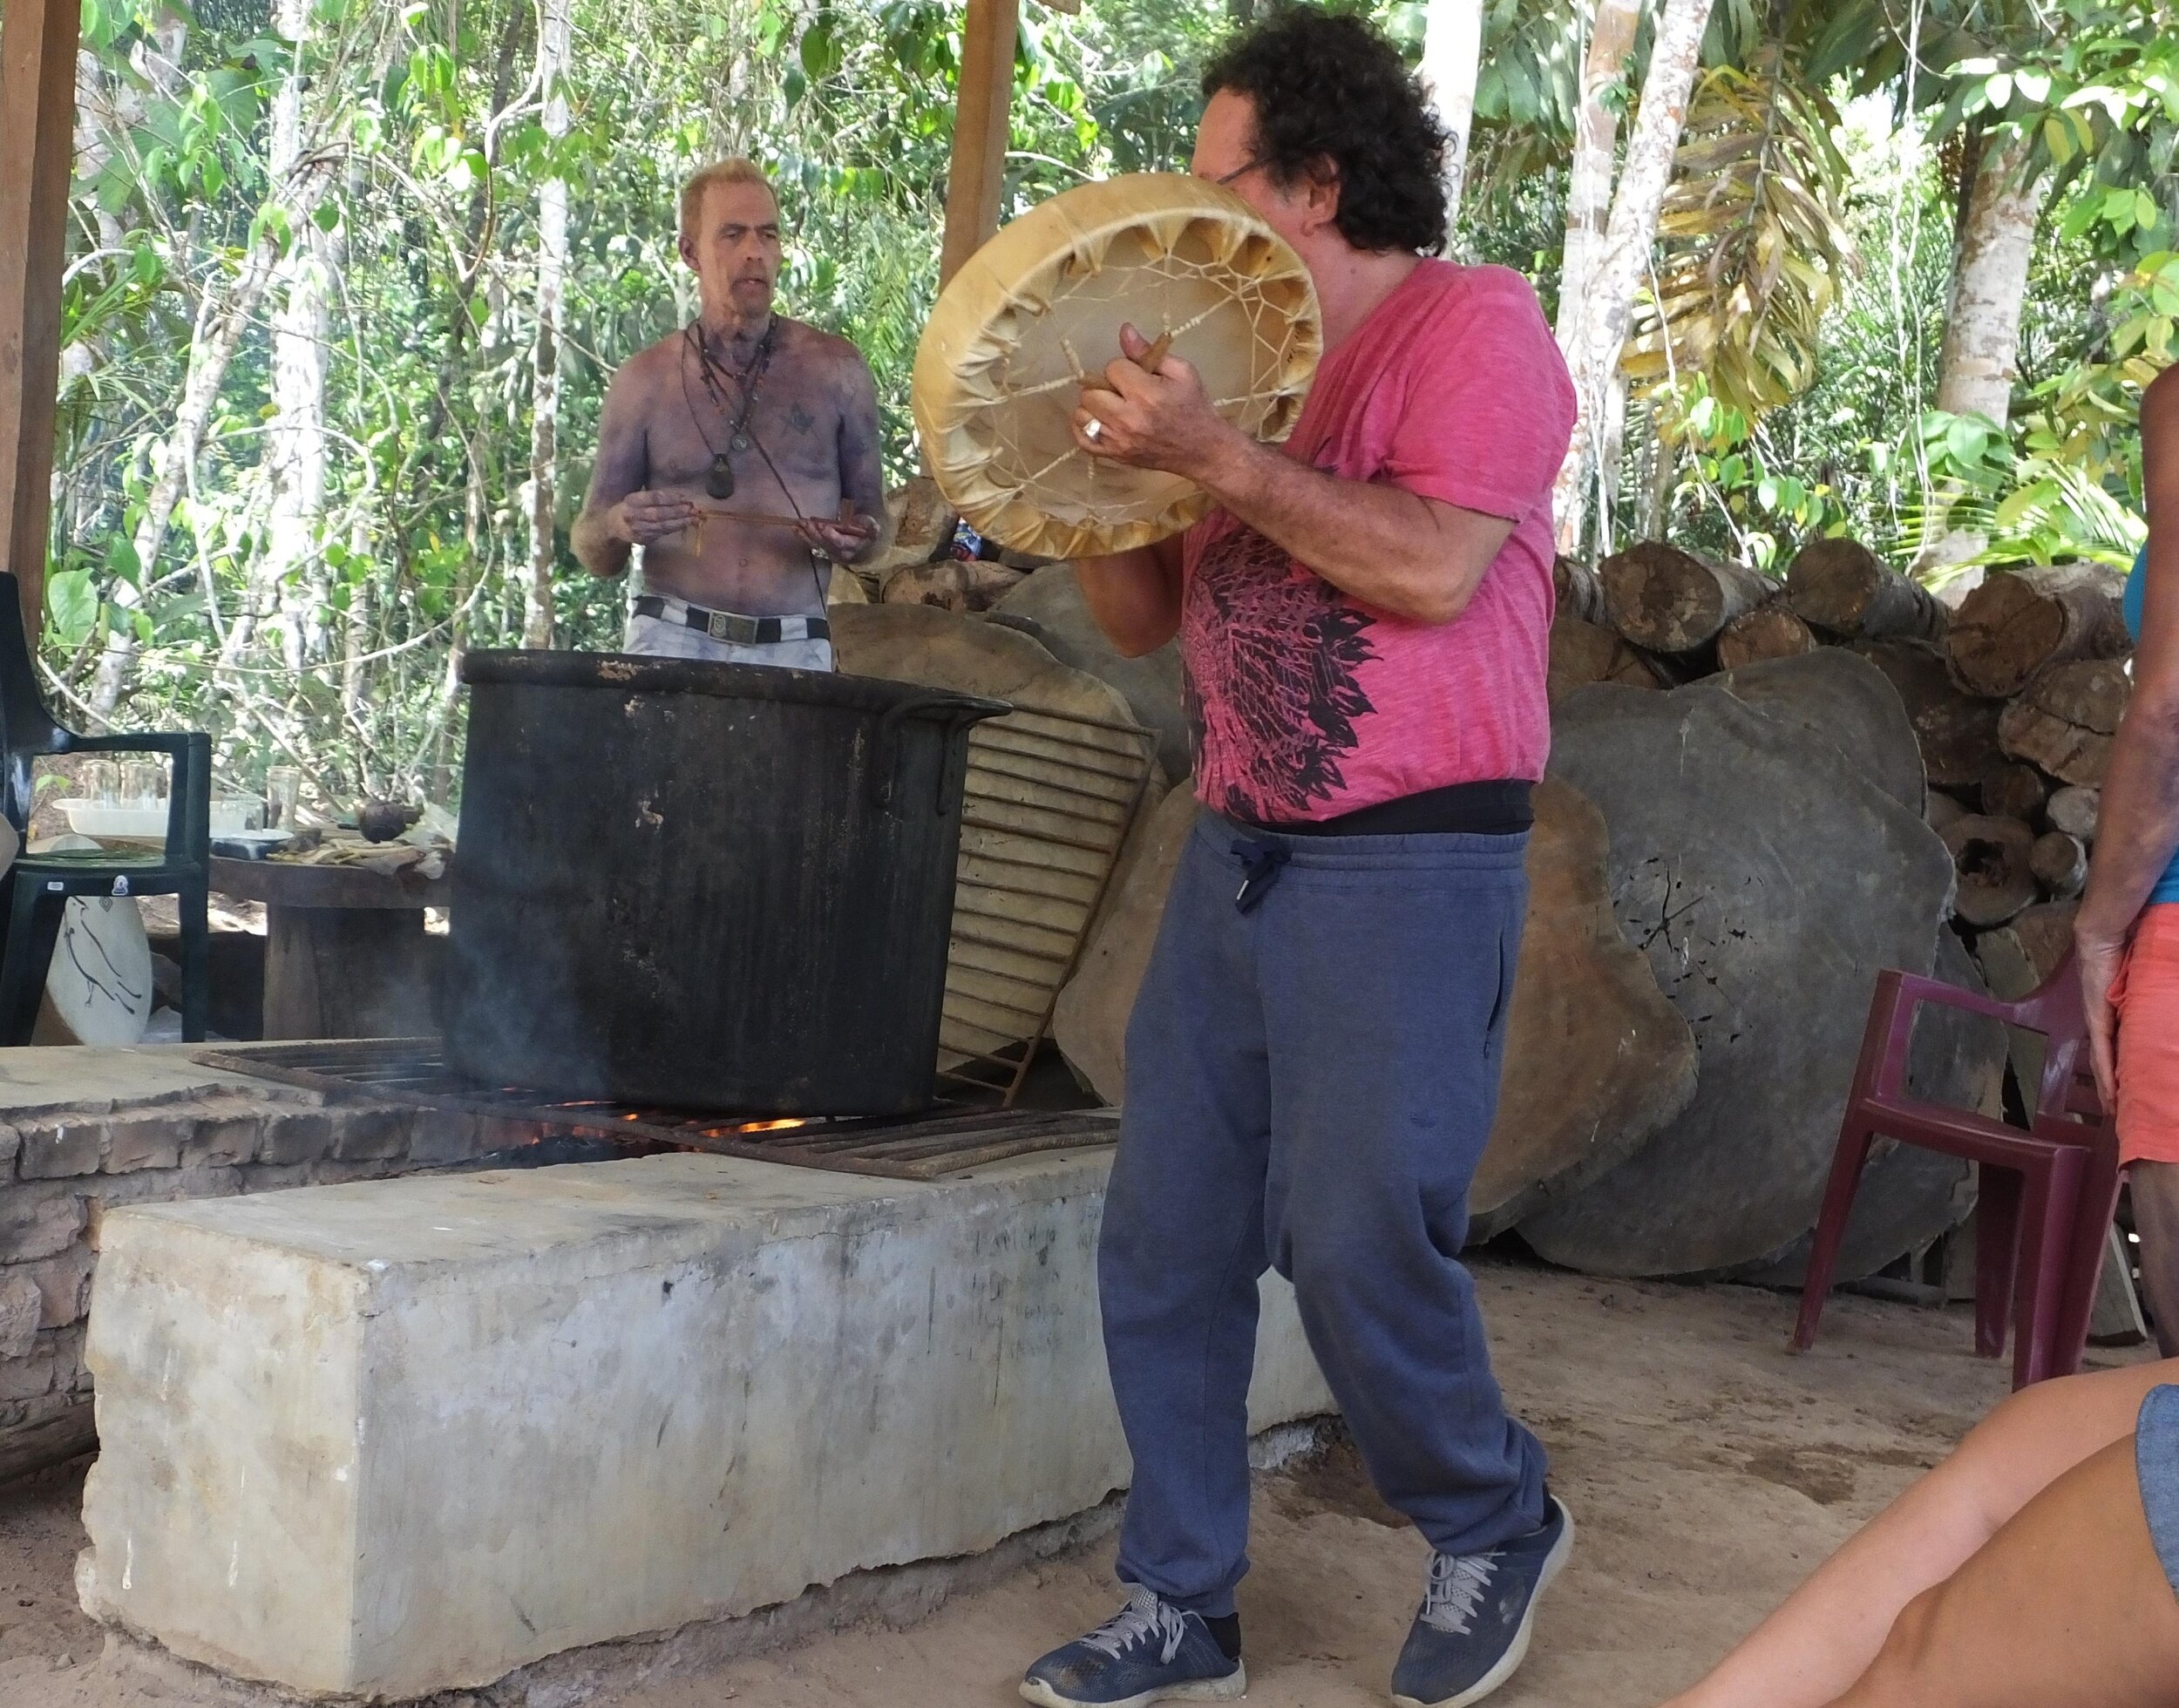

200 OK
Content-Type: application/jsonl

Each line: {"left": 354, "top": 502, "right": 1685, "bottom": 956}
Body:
{"left": 1553, "top": 540, "right": 2134, "bottom": 980}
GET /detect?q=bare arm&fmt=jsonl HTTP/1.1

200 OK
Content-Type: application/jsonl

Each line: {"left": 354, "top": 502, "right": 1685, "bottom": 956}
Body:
{"left": 1658, "top": 1360, "right": 2170, "bottom": 1708}
{"left": 1075, "top": 537, "right": 1185, "bottom": 656}
{"left": 572, "top": 362, "right": 695, "bottom": 577}
{"left": 1073, "top": 327, "right": 1514, "bottom": 625}
{"left": 801, "top": 350, "right": 886, "bottom": 566}
{"left": 2078, "top": 363, "right": 2179, "bottom": 1101}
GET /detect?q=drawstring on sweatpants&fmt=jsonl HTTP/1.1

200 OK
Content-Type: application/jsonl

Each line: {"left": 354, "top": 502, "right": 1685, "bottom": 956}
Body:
{"left": 1231, "top": 839, "right": 1290, "bottom": 914}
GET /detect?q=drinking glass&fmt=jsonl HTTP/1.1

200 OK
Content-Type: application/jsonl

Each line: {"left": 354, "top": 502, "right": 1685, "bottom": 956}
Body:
{"left": 121, "top": 761, "right": 165, "bottom": 810}
{"left": 81, "top": 760, "right": 120, "bottom": 807}
{"left": 265, "top": 765, "right": 302, "bottom": 830}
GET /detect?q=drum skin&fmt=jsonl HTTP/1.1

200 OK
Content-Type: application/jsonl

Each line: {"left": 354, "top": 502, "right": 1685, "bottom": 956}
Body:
{"left": 913, "top": 174, "right": 1321, "bottom": 560}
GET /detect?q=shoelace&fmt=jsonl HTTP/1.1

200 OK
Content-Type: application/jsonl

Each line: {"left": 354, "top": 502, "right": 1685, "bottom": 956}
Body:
{"left": 1079, "top": 1587, "right": 1191, "bottom": 1664}
{"left": 1421, "top": 1549, "right": 1500, "bottom": 1636}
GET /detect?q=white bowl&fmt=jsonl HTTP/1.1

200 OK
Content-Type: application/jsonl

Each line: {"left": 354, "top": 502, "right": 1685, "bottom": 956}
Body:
{"left": 58, "top": 799, "right": 261, "bottom": 838}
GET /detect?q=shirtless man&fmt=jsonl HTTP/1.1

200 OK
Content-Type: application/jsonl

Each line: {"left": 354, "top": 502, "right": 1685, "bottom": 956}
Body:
{"left": 572, "top": 158, "right": 885, "bottom": 669}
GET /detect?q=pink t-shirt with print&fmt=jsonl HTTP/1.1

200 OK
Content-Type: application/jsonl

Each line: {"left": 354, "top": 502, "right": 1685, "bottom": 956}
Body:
{"left": 1179, "top": 259, "right": 1576, "bottom": 824}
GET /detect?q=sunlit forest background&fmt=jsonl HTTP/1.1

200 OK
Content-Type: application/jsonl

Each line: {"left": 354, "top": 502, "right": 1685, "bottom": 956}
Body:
{"left": 26, "top": 0, "right": 2179, "bottom": 802}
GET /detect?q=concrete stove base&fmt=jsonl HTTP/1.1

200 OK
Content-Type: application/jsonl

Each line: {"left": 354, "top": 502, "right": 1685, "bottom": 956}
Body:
{"left": 76, "top": 1149, "right": 1333, "bottom": 1699}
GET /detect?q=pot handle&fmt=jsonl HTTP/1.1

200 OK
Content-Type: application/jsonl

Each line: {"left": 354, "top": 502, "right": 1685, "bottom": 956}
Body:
{"left": 870, "top": 692, "right": 1013, "bottom": 813}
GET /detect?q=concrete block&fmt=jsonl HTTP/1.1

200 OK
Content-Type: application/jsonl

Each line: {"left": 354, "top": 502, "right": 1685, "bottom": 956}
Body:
{"left": 0, "top": 1272, "right": 43, "bottom": 1359}
{"left": 180, "top": 1118, "right": 258, "bottom": 1168}
{"left": 102, "top": 1118, "right": 183, "bottom": 1175}
{"left": 405, "top": 1114, "right": 484, "bottom": 1166}
{"left": 18, "top": 1122, "right": 103, "bottom": 1179}
{"left": 28, "top": 1246, "right": 93, "bottom": 1328}
{"left": 328, "top": 1110, "right": 410, "bottom": 1162}
{"left": 0, "top": 1124, "right": 20, "bottom": 1174}
{"left": 81, "top": 1151, "right": 1333, "bottom": 1698}
{"left": 0, "top": 1343, "right": 56, "bottom": 1400}
{"left": 0, "top": 1191, "right": 86, "bottom": 1262}
{"left": 256, "top": 1113, "right": 336, "bottom": 1167}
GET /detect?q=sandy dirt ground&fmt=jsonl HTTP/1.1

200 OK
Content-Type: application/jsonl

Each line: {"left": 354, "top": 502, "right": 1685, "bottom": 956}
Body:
{"left": 0, "top": 1254, "right": 2153, "bottom": 1708}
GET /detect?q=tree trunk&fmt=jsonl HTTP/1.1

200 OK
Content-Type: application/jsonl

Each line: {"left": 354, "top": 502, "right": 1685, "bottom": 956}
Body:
{"left": 523, "top": 0, "right": 572, "bottom": 651}
{"left": 1552, "top": 0, "right": 1714, "bottom": 555}
{"left": 267, "top": 0, "right": 329, "bottom": 673}
{"left": 1553, "top": 553, "right": 1607, "bottom": 625}
{"left": 1420, "top": 0, "right": 1483, "bottom": 225}
{"left": 1554, "top": 0, "right": 1643, "bottom": 353}
{"left": 1784, "top": 537, "right": 1946, "bottom": 641}
{"left": 89, "top": 62, "right": 334, "bottom": 716}
{"left": 1599, "top": 540, "right": 1771, "bottom": 654}
{"left": 1945, "top": 563, "right": 2129, "bottom": 699}
{"left": 1918, "top": 132, "right": 2049, "bottom": 582}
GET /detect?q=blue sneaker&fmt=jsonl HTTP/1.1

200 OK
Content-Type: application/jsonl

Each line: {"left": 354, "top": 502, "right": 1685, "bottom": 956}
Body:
{"left": 1390, "top": 1494, "right": 1574, "bottom": 1708}
{"left": 1019, "top": 1586, "right": 1246, "bottom": 1708}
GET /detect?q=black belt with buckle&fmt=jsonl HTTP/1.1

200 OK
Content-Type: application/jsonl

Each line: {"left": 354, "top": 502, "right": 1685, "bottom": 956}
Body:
{"left": 632, "top": 596, "right": 830, "bottom": 647}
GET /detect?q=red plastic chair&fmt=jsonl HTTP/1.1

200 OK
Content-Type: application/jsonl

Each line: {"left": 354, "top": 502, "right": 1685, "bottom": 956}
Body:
{"left": 1789, "top": 954, "right": 2120, "bottom": 1389}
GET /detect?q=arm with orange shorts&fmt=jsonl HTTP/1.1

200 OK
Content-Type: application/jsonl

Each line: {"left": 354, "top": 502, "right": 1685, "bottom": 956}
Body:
{"left": 2079, "top": 364, "right": 2179, "bottom": 1106}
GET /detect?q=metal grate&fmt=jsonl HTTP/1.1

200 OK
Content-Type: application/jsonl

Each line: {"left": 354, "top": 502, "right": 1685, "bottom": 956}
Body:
{"left": 194, "top": 1039, "right": 1117, "bottom": 1182}
{"left": 940, "top": 705, "right": 1156, "bottom": 1105}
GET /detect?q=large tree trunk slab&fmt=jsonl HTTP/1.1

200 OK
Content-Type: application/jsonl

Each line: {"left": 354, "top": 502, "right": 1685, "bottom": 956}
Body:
{"left": 1785, "top": 538, "right": 1946, "bottom": 641}
{"left": 1733, "top": 933, "right": 1999, "bottom": 1288}
{"left": 1849, "top": 638, "right": 2004, "bottom": 789}
{"left": 1050, "top": 785, "right": 1200, "bottom": 1104}
{"left": 1468, "top": 778, "right": 1698, "bottom": 1240}
{"left": 1945, "top": 564, "right": 2129, "bottom": 699}
{"left": 1714, "top": 647, "right": 1925, "bottom": 817}
{"left": 992, "top": 564, "right": 1191, "bottom": 782}
{"left": 1600, "top": 542, "right": 1775, "bottom": 654}
{"left": 1518, "top": 679, "right": 1958, "bottom": 1278}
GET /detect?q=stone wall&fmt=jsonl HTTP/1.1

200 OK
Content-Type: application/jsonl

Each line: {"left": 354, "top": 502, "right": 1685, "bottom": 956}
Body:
{"left": 0, "top": 1047, "right": 503, "bottom": 1480}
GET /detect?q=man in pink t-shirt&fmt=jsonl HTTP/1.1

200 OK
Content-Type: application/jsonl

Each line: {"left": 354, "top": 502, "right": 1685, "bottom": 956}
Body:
{"left": 1017, "top": 14, "right": 1577, "bottom": 1708}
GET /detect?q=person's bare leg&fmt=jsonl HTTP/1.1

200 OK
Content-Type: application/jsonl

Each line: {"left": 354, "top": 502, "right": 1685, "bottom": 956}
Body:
{"left": 1826, "top": 1433, "right": 2179, "bottom": 1707}
{"left": 2131, "top": 1162, "right": 2179, "bottom": 1357}
{"left": 1660, "top": 1359, "right": 2176, "bottom": 1708}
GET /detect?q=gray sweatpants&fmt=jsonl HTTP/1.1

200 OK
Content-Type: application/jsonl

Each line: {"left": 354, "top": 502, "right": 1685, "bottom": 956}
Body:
{"left": 1101, "top": 810, "right": 1547, "bottom": 1616}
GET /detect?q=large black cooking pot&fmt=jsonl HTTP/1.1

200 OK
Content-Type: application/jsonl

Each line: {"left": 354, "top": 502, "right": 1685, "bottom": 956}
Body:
{"left": 443, "top": 650, "right": 1008, "bottom": 1114}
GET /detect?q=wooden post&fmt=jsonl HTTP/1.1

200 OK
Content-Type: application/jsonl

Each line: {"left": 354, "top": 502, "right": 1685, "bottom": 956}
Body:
{"left": 0, "top": 0, "right": 83, "bottom": 639}
{"left": 939, "top": 0, "right": 1019, "bottom": 288}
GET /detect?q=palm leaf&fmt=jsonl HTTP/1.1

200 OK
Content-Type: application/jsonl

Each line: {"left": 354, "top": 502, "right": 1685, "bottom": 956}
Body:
{"left": 1622, "top": 57, "right": 1856, "bottom": 422}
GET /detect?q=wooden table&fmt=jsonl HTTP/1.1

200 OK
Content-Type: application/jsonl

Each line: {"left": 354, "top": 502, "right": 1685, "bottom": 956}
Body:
{"left": 209, "top": 855, "right": 452, "bottom": 1040}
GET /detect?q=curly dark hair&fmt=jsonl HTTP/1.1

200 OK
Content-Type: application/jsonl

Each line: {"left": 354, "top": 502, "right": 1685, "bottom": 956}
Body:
{"left": 1201, "top": 4, "right": 1449, "bottom": 255}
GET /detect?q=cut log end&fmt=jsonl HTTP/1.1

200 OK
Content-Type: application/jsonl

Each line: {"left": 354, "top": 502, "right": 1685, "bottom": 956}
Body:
{"left": 1549, "top": 615, "right": 1671, "bottom": 703}
{"left": 2030, "top": 830, "right": 2089, "bottom": 899}
{"left": 2047, "top": 785, "right": 2101, "bottom": 842}
{"left": 1785, "top": 538, "right": 1946, "bottom": 642}
{"left": 1553, "top": 556, "right": 1608, "bottom": 626}
{"left": 1940, "top": 813, "right": 2039, "bottom": 928}
{"left": 1946, "top": 565, "right": 2130, "bottom": 700}
{"left": 1600, "top": 542, "right": 1776, "bottom": 654}
{"left": 1715, "top": 605, "right": 1818, "bottom": 672}
{"left": 1998, "top": 658, "right": 2134, "bottom": 788}
{"left": 1979, "top": 762, "right": 2051, "bottom": 825}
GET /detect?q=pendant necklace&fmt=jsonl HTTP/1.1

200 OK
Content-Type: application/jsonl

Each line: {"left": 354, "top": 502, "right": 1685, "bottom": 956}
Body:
{"left": 681, "top": 317, "right": 777, "bottom": 500}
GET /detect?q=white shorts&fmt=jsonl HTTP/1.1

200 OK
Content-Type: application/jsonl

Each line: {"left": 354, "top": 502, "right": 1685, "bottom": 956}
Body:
{"left": 621, "top": 612, "right": 834, "bottom": 672}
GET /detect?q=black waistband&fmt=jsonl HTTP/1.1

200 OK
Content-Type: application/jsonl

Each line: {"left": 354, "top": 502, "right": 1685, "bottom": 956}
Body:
{"left": 1254, "top": 779, "right": 1533, "bottom": 837}
{"left": 631, "top": 596, "right": 829, "bottom": 646}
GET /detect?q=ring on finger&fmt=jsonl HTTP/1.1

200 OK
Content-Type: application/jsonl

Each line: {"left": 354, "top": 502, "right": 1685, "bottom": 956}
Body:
{"left": 1083, "top": 418, "right": 1103, "bottom": 443}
